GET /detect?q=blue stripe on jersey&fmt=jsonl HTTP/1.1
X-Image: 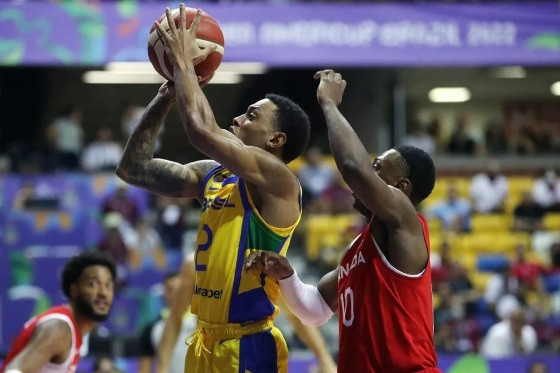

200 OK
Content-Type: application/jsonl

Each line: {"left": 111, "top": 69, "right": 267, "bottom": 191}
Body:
{"left": 222, "top": 175, "right": 239, "bottom": 187}
{"left": 229, "top": 207, "right": 252, "bottom": 323}
{"left": 275, "top": 236, "right": 289, "bottom": 253}
{"left": 238, "top": 179, "right": 252, "bottom": 211}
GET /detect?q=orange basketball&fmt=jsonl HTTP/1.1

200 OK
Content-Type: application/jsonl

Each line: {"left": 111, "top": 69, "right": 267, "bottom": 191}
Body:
{"left": 148, "top": 7, "right": 224, "bottom": 83}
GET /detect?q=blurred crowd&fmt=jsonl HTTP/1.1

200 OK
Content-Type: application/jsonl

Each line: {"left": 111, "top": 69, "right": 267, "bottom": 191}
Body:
{"left": 402, "top": 108, "right": 560, "bottom": 158}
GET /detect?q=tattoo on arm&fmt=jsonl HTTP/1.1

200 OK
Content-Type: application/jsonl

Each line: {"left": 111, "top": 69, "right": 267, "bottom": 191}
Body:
{"left": 117, "top": 94, "right": 218, "bottom": 198}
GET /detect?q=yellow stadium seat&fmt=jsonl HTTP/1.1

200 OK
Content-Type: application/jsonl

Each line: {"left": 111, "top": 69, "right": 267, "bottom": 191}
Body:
{"left": 459, "top": 254, "right": 477, "bottom": 272}
{"left": 544, "top": 213, "right": 560, "bottom": 231}
{"left": 505, "top": 195, "right": 522, "bottom": 214}
{"left": 433, "top": 177, "right": 470, "bottom": 198}
{"left": 429, "top": 234, "right": 462, "bottom": 257}
{"left": 472, "top": 214, "right": 512, "bottom": 232}
{"left": 305, "top": 214, "right": 358, "bottom": 260}
{"left": 458, "top": 232, "right": 531, "bottom": 254}
{"left": 428, "top": 219, "right": 441, "bottom": 233}
{"left": 470, "top": 272, "right": 493, "bottom": 292}
{"left": 508, "top": 177, "right": 535, "bottom": 195}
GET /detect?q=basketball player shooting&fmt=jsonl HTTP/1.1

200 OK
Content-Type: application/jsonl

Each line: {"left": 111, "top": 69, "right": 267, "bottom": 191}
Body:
{"left": 118, "top": 4, "right": 311, "bottom": 372}
{"left": 246, "top": 70, "right": 442, "bottom": 372}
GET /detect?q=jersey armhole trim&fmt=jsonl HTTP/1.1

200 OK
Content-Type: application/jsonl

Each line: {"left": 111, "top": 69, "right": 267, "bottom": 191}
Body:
{"left": 369, "top": 233, "right": 426, "bottom": 278}
{"left": 36, "top": 314, "right": 76, "bottom": 367}
{"left": 199, "top": 164, "right": 225, "bottom": 200}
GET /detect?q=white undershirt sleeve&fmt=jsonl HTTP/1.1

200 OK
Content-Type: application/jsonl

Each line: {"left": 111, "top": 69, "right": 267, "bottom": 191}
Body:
{"left": 278, "top": 270, "right": 334, "bottom": 326}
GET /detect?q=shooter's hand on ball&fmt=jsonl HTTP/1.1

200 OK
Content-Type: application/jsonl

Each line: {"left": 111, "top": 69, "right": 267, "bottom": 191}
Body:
{"left": 158, "top": 80, "right": 176, "bottom": 102}
{"left": 245, "top": 251, "right": 295, "bottom": 280}
{"left": 154, "top": 4, "right": 217, "bottom": 71}
{"left": 314, "top": 69, "right": 347, "bottom": 107}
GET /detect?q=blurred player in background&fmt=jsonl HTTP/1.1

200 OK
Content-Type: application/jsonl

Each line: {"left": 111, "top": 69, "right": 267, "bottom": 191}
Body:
{"left": 1, "top": 251, "right": 116, "bottom": 373}
{"left": 154, "top": 253, "right": 336, "bottom": 373}
{"left": 246, "top": 70, "right": 440, "bottom": 372}
{"left": 138, "top": 269, "right": 197, "bottom": 373}
{"left": 117, "top": 5, "right": 311, "bottom": 372}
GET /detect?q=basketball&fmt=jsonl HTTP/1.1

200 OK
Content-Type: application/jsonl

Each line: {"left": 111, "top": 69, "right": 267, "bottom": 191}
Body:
{"left": 147, "top": 7, "right": 224, "bottom": 83}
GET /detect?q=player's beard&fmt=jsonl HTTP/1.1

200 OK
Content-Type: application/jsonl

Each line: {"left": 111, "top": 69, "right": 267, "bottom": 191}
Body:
{"left": 75, "top": 295, "right": 111, "bottom": 322}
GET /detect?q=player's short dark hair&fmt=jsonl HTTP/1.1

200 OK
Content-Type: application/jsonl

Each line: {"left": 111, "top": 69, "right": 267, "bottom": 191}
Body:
{"left": 61, "top": 251, "right": 116, "bottom": 298}
{"left": 393, "top": 145, "right": 436, "bottom": 204}
{"left": 265, "top": 93, "right": 310, "bottom": 163}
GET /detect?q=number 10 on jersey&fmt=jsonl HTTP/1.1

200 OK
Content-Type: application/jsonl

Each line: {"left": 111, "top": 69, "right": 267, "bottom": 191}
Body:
{"left": 340, "top": 287, "right": 354, "bottom": 327}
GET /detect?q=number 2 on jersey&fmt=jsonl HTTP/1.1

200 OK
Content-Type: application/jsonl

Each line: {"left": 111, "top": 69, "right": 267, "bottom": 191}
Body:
{"left": 195, "top": 224, "right": 213, "bottom": 271}
{"left": 340, "top": 287, "right": 354, "bottom": 327}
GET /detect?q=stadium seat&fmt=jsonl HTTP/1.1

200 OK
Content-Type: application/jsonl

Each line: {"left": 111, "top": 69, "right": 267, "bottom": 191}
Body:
{"left": 471, "top": 214, "right": 512, "bottom": 232}
{"left": 543, "top": 274, "right": 560, "bottom": 294}
{"left": 305, "top": 214, "right": 357, "bottom": 260}
{"left": 469, "top": 270, "right": 493, "bottom": 292}
{"left": 458, "top": 232, "right": 531, "bottom": 254}
{"left": 428, "top": 219, "right": 441, "bottom": 233}
{"left": 477, "top": 254, "right": 509, "bottom": 272}
{"left": 544, "top": 213, "right": 560, "bottom": 231}
{"left": 508, "top": 177, "right": 534, "bottom": 196}
{"left": 460, "top": 254, "right": 477, "bottom": 272}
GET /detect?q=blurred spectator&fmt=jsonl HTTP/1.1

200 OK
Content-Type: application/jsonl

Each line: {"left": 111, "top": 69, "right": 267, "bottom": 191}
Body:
{"left": 511, "top": 243, "right": 544, "bottom": 291}
{"left": 549, "top": 242, "right": 560, "bottom": 274}
{"left": 102, "top": 182, "right": 141, "bottom": 226}
{"left": 98, "top": 212, "right": 129, "bottom": 287}
{"left": 81, "top": 127, "right": 123, "bottom": 173}
{"left": 433, "top": 282, "right": 478, "bottom": 353}
{"left": 121, "top": 103, "right": 163, "bottom": 153}
{"left": 429, "top": 185, "right": 472, "bottom": 232}
{"left": 448, "top": 261, "right": 479, "bottom": 310}
{"left": 93, "top": 355, "right": 121, "bottom": 373}
{"left": 45, "top": 104, "right": 84, "bottom": 171}
{"left": 137, "top": 271, "right": 197, "bottom": 373}
{"left": 447, "top": 113, "right": 477, "bottom": 155}
{"left": 483, "top": 121, "right": 508, "bottom": 155}
{"left": 527, "top": 362, "right": 549, "bottom": 373}
{"left": 470, "top": 159, "right": 508, "bottom": 213}
{"left": 514, "top": 190, "right": 546, "bottom": 232}
{"left": 484, "top": 266, "right": 521, "bottom": 313}
{"left": 532, "top": 169, "right": 560, "bottom": 212}
{"left": 155, "top": 196, "right": 188, "bottom": 251}
{"left": 297, "top": 146, "right": 335, "bottom": 208}
{"left": 317, "top": 172, "right": 354, "bottom": 214}
{"left": 516, "top": 127, "right": 539, "bottom": 155}
{"left": 431, "top": 241, "right": 453, "bottom": 285}
{"left": 480, "top": 308, "right": 538, "bottom": 358}
{"left": 121, "top": 103, "right": 145, "bottom": 140}
{"left": 401, "top": 122, "right": 436, "bottom": 156}
{"left": 123, "top": 217, "right": 167, "bottom": 271}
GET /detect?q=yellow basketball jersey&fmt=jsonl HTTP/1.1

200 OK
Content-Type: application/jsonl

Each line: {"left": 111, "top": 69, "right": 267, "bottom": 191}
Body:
{"left": 191, "top": 165, "right": 301, "bottom": 324}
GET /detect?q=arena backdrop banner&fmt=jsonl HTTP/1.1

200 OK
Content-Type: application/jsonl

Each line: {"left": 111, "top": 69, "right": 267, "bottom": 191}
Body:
{"left": 0, "top": 1, "right": 560, "bottom": 66}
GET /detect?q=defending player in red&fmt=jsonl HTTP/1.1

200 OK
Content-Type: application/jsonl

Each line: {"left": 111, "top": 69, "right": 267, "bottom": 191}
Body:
{"left": 1, "top": 251, "right": 116, "bottom": 373}
{"left": 246, "top": 70, "right": 441, "bottom": 372}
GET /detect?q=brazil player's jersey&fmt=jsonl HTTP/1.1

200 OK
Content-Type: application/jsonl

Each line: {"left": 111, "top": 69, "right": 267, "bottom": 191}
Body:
{"left": 191, "top": 165, "right": 301, "bottom": 324}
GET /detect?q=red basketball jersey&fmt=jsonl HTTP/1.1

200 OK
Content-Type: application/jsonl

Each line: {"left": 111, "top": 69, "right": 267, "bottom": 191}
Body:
{"left": 337, "top": 213, "right": 440, "bottom": 373}
{"left": 0, "top": 305, "right": 82, "bottom": 373}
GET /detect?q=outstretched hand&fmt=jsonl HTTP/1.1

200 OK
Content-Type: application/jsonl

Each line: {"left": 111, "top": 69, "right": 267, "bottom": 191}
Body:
{"left": 245, "top": 251, "right": 294, "bottom": 280}
{"left": 314, "top": 69, "right": 347, "bottom": 107}
{"left": 154, "top": 3, "right": 217, "bottom": 70}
